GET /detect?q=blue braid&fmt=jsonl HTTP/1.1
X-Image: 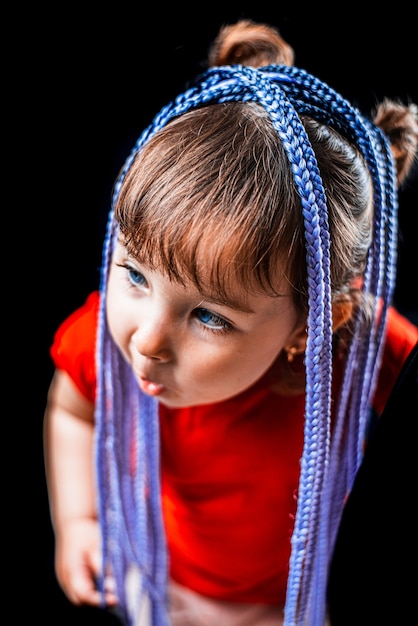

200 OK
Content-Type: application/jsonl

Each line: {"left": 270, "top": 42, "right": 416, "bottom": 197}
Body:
{"left": 95, "top": 64, "right": 397, "bottom": 626}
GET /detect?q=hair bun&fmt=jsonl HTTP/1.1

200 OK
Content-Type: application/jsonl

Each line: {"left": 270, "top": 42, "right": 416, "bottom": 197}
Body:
{"left": 207, "top": 19, "right": 294, "bottom": 69}
{"left": 373, "top": 99, "right": 418, "bottom": 184}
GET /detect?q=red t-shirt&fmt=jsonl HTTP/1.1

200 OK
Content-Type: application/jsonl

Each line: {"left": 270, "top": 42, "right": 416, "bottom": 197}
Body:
{"left": 50, "top": 291, "right": 418, "bottom": 604}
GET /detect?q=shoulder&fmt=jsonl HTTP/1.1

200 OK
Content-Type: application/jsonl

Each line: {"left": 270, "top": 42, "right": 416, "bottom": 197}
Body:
{"left": 373, "top": 306, "right": 418, "bottom": 415}
{"left": 50, "top": 291, "right": 100, "bottom": 402}
{"left": 384, "top": 305, "right": 418, "bottom": 352}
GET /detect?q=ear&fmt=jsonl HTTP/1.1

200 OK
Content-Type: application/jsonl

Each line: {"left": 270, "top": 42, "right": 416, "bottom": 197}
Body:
{"left": 332, "top": 299, "right": 353, "bottom": 332}
{"left": 284, "top": 299, "right": 353, "bottom": 358}
{"left": 284, "top": 322, "right": 308, "bottom": 359}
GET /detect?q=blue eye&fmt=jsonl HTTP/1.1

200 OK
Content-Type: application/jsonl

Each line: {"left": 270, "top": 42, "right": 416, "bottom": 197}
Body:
{"left": 128, "top": 267, "right": 147, "bottom": 287}
{"left": 194, "top": 307, "right": 230, "bottom": 331}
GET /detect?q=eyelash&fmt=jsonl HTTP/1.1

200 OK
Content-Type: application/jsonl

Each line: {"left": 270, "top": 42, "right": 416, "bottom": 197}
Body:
{"left": 116, "top": 263, "right": 234, "bottom": 336}
{"left": 117, "top": 263, "right": 148, "bottom": 289}
{"left": 193, "top": 308, "right": 233, "bottom": 335}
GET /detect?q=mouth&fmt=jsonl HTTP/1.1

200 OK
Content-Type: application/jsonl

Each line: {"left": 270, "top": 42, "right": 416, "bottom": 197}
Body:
{"left": 137, "top": 375, "right": 165, "bottom": 397}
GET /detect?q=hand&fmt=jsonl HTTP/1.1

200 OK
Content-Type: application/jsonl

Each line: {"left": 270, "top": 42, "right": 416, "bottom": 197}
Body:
{"left": 54, "top": 516, "right": 118, "bottom": 608}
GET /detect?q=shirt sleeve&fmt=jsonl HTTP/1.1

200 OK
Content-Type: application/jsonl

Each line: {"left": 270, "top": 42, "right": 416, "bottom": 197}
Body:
{"left": 373, "top": 306, "right": 418, "bottom": 416}
{"left": 50, "top": 291, "right": 100, "bottom": 402}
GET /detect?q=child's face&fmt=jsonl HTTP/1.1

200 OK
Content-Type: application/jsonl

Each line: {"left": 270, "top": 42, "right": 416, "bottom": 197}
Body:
{"left": 106, "top": 240, "right": 301, "bottom": 408}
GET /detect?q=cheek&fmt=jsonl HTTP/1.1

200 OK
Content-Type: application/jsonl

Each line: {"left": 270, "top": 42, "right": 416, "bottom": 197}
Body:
{"left": 107, "top": 303, "right": 124, "bottom": 343}
{"left": 236, "top": 339, "right": 282, "bottom": 379}
{"left": 106, "top": 299, "right": 125, "bottom": 350}
{"left": 105, "top": 279, "right": 132, "bottom": 353}
{"left": 227, "top": 323, "right": 291, "bottom": 384}
{"left": 200, "top": 333, "right": 283, "bottom": 389}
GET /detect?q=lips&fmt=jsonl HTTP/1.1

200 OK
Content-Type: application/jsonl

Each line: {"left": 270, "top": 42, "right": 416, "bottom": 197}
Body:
{"left": 138, "top": 376, "right": 165, "bottom": 397}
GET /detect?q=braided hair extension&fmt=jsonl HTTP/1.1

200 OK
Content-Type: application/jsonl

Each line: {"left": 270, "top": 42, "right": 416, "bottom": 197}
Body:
{"left": 95, "top": 65, "right": 397, "bottom": 625}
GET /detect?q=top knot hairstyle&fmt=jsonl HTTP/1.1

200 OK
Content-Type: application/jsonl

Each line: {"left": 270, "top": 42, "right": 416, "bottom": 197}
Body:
{"left": 95, "top": 21, "right": 418, "bottom": 626}
{"left": 207, "top": 18, "right": 295, "bottom": 68}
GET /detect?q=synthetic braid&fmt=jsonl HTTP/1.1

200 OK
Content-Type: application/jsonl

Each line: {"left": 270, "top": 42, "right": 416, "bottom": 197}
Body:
{"left": 260, "top": 67, "right": 388, "bottom": 624}
{"left": 247, "top": 70, "right": 334, "bottom": 625}
{"left": 149, "top": 65, "right": 335, "bottom": 623}
{"left": 97, "top": 207, "right": 170, "bottom": 623}
{"left": 305, "top": 90, "right": 398, "bottom": 623}
{"left": 294, "top": 71, "right": 396, "bottom": 624}
{"left": 95, "top": 64, "right": 398, "bottom": 626}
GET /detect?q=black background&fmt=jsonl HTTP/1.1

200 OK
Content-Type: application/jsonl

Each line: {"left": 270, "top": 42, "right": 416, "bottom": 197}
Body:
{"left": 17, "top": 5, "right": 417, "bottom": 624}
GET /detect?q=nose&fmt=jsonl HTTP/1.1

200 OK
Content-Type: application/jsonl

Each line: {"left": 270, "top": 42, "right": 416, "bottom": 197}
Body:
{"left": 131, "top": 316, "right": 172, "bottom": 362}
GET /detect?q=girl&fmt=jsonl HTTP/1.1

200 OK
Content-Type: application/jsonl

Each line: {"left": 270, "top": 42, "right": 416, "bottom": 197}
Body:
{"left": 44, "top": 20, "right": 418, "bottom": 626}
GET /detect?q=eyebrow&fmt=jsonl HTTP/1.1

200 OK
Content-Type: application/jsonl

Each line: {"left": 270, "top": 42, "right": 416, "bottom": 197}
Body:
{"left": 198, "top": 293, "right": 255, "bottom": 314}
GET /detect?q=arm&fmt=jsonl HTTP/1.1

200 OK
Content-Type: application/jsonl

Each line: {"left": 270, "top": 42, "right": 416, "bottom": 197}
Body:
{"left": 43, "top": 369, "right": 117, "bottom": 607}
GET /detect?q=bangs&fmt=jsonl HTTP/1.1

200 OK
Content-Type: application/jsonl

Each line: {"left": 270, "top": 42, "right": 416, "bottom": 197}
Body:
{"left": 114, "top": 103, "right": 304, "bottom": 302}
{"left": 121, "top": 207, "right": 289, "bottom": 301}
